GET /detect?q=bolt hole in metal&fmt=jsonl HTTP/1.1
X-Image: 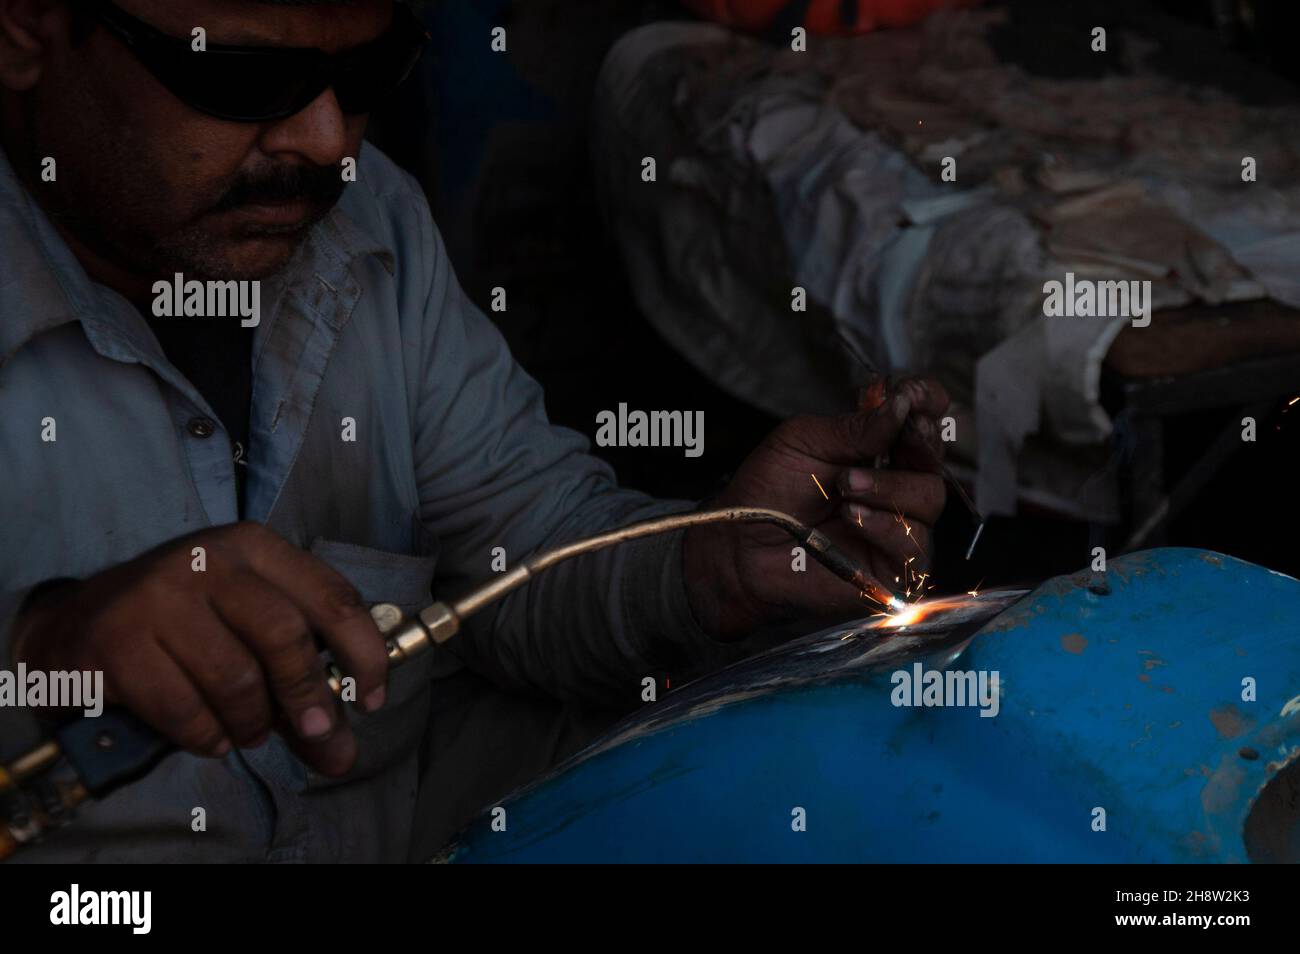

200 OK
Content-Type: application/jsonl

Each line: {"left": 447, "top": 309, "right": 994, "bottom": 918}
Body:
{"left": 1243, "top": 756, "right": 1300, "bottom": 863}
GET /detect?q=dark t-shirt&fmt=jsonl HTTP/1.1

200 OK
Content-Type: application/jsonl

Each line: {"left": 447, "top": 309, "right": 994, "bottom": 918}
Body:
{"left": 146, "top": 315, "right": 256, "bottom": 512}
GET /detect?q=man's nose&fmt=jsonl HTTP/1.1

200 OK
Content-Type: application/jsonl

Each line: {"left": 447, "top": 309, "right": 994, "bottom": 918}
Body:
{"left": 259, "top": 87, "right": 351, "bottom": 168}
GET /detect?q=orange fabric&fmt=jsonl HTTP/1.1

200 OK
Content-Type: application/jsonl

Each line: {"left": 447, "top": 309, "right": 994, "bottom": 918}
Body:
{"left": 681, "top": 0, "right": 984, "bottom": 35}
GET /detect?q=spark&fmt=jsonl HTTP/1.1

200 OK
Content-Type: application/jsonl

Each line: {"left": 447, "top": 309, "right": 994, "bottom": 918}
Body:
{"left": 967, "top": 578, "right": 986, "bottom": 598}
{"left": 857, "top": 509, "right": 863, "bottom": 527}
{"left": 892, "top": 507, "right": 929, "bottom": 557}
{"left": 810, "top": 473, "right": 829, "bottom": 500}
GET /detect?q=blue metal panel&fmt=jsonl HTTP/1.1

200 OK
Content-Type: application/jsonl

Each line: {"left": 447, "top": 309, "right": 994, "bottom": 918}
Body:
{"left": 444, "top": 549, "right": 1300, "bottom": 862}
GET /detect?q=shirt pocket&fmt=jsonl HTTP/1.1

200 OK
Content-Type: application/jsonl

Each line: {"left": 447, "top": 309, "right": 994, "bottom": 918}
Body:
{"left": 303, "top": 538, "right": 453, "bottom": 786}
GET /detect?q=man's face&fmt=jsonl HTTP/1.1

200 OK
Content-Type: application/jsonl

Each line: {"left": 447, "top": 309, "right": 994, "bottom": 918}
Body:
{"left": 17, "top": 0, "right": 393, "bottom": 283}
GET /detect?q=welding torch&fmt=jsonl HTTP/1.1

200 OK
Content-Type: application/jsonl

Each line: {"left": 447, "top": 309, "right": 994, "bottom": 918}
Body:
{"left": 0, "top": 507, "right": 905, "bottom": 859}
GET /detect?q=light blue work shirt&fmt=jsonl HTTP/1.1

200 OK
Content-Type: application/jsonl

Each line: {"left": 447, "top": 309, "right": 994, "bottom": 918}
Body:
{"left": 0, "top": 144, "right": 719, "bottom": 862}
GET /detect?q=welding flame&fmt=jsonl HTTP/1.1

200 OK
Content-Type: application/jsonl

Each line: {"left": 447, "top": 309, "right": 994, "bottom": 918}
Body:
{"left": 874, "top": 594, "right": 978, "bottom": 630}
{"left": 882, "top": 604, "right": 926, "bottom": 628}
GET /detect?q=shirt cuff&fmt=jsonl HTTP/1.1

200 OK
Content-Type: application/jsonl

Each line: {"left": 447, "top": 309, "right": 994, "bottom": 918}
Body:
{"left": 618, "top": 512, "right": 757, "bottom": 682}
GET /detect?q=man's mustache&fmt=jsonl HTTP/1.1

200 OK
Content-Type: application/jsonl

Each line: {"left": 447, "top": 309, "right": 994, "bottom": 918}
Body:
{"left": 211, "top": 163, "right": 346, "bottom": 213}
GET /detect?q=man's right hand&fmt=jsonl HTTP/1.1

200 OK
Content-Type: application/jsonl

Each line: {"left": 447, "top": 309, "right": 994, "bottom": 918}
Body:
{"left": 11, "top": 522, "right": 389, "bottom": 776}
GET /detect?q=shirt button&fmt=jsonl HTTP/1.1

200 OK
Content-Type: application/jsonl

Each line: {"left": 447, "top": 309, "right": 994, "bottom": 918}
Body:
{"left": 187, "top": 417, "right": 216, "bottom": 438}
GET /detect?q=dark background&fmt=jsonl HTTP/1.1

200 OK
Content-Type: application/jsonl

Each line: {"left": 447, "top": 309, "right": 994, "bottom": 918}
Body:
{"left": 368, "top": 0, "right": 1300, "bottom": 596}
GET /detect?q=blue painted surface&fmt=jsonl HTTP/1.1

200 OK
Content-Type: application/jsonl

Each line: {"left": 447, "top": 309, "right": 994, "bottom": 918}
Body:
{"left": 447, "top": 549, "right": 1300, "bottom": 862}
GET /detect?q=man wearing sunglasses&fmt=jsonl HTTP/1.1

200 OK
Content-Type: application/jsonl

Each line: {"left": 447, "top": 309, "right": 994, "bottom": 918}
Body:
{"left": 0, "top": 0, "right": 948, "bottom": 862}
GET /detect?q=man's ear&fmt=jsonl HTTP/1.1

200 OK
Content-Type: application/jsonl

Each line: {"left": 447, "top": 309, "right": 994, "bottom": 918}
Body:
{"left": 0, "top": 0, "right": 72, "bottom": 91}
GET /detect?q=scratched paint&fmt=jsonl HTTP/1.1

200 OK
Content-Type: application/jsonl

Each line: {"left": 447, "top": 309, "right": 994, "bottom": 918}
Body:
{"left": 1060, "top": 633, "right": 1087, "bottom": 654}
{"left": 1208, "top": 705, "right": 1253, "bottom": 740}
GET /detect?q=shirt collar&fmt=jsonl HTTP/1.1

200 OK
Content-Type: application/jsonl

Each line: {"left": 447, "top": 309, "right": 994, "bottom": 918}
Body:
{"left": 0, "top": 145, "right": 396, "bottom": 371}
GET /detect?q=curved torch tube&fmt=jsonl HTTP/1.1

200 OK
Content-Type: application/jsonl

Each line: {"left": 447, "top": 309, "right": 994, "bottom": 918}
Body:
{"left": 458, "top": 506, "right": 905, "bottom": 618}
{"left": 352, "top": 507, "right": 908, "bottom": 687}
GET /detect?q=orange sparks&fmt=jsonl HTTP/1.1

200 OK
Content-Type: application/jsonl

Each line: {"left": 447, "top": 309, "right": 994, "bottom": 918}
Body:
{"left": 810, "top": 473, "right": 829, "bottom": 500}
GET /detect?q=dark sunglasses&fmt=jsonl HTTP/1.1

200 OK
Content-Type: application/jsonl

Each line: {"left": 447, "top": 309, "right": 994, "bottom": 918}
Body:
{"left": 91, "top": 1, "right": 429, "bottom": 123}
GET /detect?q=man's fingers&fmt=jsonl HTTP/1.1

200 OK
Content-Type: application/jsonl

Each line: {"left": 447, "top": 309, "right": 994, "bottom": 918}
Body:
{"left": 237, "top": 530, "right": 389, "bottom": 712}
{"left": 901, "top": 414, "right": 946, "bottom": 469}
{"left": 284, "top": 715, "right": 359, "bottom": 779}
{"left": 836, "top": 469, "right": 946, "bottom": 524}
{"left": 211, "top": 570, "right": 351, "bottom": 755}
{"left": 857, "top": 375, "right": 949, "bottom": 418}
{"left": 898, "top": 376, "right": 950, "bottom": 419}
{"left": 787, "top": 393, "right": 912, "bottom": 465}
{"left": 111, "top": 645, "right": 231, "bottom": 758}
{"left": 839, "top": 503, "right": 932, "bottom": 577}
{"left": 161, "top": 603, "right": 273, "bottom": 748}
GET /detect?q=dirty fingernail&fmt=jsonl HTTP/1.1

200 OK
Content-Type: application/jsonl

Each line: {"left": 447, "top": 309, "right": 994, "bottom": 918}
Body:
{"left": 299, "top": 706, "right": 332, "bottom": 739}
{"left": 847, "top": 469, "right": 875, "bottom": 492}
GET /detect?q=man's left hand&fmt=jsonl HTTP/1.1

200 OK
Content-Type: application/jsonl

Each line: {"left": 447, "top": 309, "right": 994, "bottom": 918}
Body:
{"left": 683, "top": 376, "right": 950, "bottom": 640}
